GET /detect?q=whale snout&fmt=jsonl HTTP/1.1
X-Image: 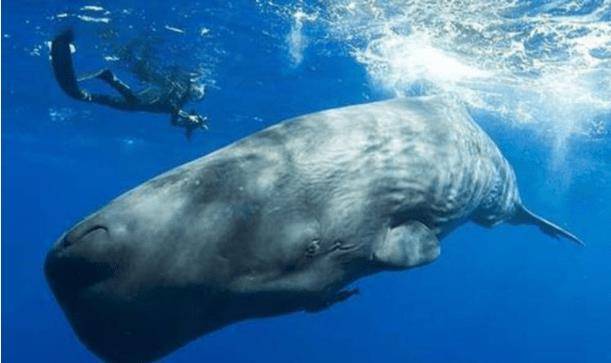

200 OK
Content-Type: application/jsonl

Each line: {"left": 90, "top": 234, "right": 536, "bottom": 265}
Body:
{"left": 44, "top": 210, "right": 132, "bottom": 306}
{"left": 44, "top": 214, "right": 233, "bottom": 362}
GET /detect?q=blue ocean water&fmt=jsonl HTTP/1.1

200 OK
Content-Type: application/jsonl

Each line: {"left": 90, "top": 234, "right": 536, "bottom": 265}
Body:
{"left": 2, "top": 1, "right": 610, "bottom": 362}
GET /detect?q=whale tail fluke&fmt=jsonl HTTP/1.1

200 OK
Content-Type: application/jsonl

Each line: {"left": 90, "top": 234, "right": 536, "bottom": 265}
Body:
{"left": 513, "top": 205, "right": 584, "bottom": 246}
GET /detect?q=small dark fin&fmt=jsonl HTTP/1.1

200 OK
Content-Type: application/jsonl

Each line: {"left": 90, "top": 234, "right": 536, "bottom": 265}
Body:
{"left": 50, "top": 29, "right": 88, "bottom": 100}
{"left": 513, "top": 205, "right": 584, "bottom": 246}
{"left": 185, "top": 126, "right": 194, "bottom": 141}
{"left": 305, "top": 288, "right": 359, "bottom": 313}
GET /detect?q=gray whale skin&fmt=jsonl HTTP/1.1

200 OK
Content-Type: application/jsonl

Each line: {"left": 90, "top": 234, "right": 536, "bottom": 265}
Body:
{"left": 45, "top": 97, "right": 581, "bottom": 362}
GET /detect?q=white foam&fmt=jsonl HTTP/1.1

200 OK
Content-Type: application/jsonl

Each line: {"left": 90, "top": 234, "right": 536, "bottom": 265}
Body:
{"left": 356, "top": 32, "right": 490, "bottom": 89}
{"left": 263, "top": 0, "right": 611, "bottom": 151}
{"left": 286, "top": 9, "right": 318, "bottom": 66}
{"left": 199, "top": 27, "right": 211, "bottom": 36}
{"left": 165, "top": 25, "right": 185, "bottom": 34}
{"left": 48, "top": 107, "right": 75, "bottom": 123}
{"left": 81, "top": 5, "right": 105, "bottom": 12}
{"left": 77, "top": 14, "right": 110, "bottom": 23}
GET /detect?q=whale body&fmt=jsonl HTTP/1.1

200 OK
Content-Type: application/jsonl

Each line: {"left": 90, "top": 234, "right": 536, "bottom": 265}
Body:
{"left": 45, "top": 97, "right": 581, "bottom": 362}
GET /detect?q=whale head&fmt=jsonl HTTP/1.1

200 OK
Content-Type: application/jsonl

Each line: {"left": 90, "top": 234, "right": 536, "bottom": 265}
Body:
{"left": 45, "top": 158, "right": 358, "bottom": 362}
{"left": 44, "top": 167, "right": 231, "bottom": 362}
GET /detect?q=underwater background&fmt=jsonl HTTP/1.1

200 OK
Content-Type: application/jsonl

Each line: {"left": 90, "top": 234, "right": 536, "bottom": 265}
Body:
{"left": 2, "top": 0, "right": 610, "bottom": 362}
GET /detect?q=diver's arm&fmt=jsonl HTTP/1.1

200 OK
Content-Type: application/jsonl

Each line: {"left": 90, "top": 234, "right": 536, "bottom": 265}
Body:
{"left": 170, "top": 111, "right": 179, "bottom": 126}
{"left": 170, "top": 110, "right": 191, "bottom": 126}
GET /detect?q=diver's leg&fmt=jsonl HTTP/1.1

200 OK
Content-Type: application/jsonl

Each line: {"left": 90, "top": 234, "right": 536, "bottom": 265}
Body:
{"left": 94, "top": 69, "right": 139, "bottom": 104}
{"left": 51, "top": 31, "right": 132, "bottom": 112}
{"left": 76, "top": 69, "right": 108, "bottom": 82}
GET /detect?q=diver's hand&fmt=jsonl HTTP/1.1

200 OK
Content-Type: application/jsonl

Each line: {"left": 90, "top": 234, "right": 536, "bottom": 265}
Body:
{"left": 199, "top": 116, "right": 209, "bottom": 130}
{"left": 186, "top": 114, "right": 208, "bottom": 129}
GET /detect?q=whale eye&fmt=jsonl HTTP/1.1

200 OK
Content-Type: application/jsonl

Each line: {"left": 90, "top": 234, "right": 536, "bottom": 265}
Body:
{"left": 305, "top": 239, "right": 321, "bottom": 257}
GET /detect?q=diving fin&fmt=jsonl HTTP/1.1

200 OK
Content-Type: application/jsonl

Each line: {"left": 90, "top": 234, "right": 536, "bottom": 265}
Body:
{"left": 50, "top": 29, "right": 88, "bottom": 101}
{"left": 513, "top": 205, "right": 584, "bottom": 246}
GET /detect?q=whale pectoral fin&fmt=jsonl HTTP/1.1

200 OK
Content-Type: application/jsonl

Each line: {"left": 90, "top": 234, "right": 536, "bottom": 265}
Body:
{"left": 373, "top": 221, "right": 440, "bottom": 270}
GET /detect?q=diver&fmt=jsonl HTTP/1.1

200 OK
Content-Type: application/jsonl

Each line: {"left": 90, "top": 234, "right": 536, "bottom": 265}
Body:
{"left": 50, "top": 30, "right": 208, "bottom": 139}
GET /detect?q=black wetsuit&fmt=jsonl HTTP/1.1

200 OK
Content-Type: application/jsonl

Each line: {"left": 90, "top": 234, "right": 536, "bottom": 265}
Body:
{"left": 50, "top": 30, "right": 205, "bottom": 137}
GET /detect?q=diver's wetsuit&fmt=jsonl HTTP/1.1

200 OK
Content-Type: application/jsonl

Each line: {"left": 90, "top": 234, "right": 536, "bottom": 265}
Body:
{"left": 50, "top": 30, "right": 206, "bottom": 137}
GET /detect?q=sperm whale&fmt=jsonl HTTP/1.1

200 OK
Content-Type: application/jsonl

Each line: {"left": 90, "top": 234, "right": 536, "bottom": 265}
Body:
{"left": 45, "top": 96, "right": 581, "bottom": 362}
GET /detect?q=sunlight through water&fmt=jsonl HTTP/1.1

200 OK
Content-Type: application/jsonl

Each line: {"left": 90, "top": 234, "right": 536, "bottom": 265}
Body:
{"left": 264, "top": 0, "right": 611, "bottom": 152}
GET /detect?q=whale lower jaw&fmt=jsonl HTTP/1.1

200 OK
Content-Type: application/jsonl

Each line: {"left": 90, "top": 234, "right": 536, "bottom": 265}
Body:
{"left": 58, "top": 286, "right": 230, "bottom": 363}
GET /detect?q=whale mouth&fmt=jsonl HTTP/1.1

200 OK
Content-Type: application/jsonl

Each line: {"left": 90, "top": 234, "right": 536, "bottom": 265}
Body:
{"left": 44, "top": 250, "right": 113, "bottom": 304}
{"left": 44, "top": 226, "right": 115, "bottom": 306}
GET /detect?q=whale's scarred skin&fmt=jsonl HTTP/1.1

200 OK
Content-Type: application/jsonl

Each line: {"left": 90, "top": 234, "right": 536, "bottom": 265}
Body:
{"left": 45, "top": 97, "right": 581, "bottom": 362}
